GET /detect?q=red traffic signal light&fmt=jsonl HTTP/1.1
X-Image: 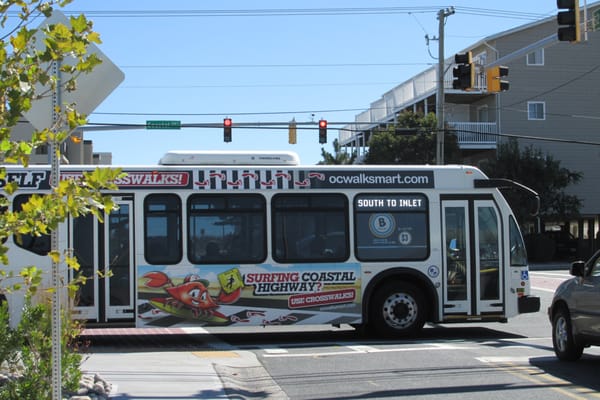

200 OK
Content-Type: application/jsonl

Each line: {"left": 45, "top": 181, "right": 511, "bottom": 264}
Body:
{"left": 318, "top": 119, "right": 327, "bottom": 144}
{"left": 223, "top": 118, "right": 232, "bottom": 142}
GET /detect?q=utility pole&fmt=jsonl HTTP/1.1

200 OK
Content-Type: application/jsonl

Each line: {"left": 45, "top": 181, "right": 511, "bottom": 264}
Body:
{"left": 435, "top": 7, "right": 454, "bottom": 165}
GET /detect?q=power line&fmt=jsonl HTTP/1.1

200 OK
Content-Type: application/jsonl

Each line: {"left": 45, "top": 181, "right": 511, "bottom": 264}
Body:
{"left": 91, "top": 108, "right": 366, "bottom": 117}
{"left": 51, "top": 7, "right": 452, "bottom": 18}
{"left": 120, "top": 62, "right": 431, "bottom": 69}
{"left": 504, "top": 63, "right": 600, "bottom": 108}
{"left": 448, "top": 128, "right": 600, "bottom": 147}
{"left": 80, "top": 121, "right": 600, "bottom": 148}
{"left": 120, "top": 81, "right": 400, "bottom": 89}
{"left": 454, "top": 7, "right": 553, "bottom": 21}
{"left": 9, "top": 6, "right": 547, "bottom": 20}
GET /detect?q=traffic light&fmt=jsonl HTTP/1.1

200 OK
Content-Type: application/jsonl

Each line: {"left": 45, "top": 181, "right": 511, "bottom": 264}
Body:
{"left": 452, "top": 51, "right": 475, "bottom": 90}
{"left": 318, "top": 119, "right": 327, "bottom": 144}
{"left": 288, "top": 119, "right": 297, "bottom": 144}
{"left": 223, "top": 118, "right": 232, "bottom": 142}
{"left": 557, "top": 0, "right": 580, "bottom": 42}
{"left": 486, "top": 66, "right": 509, "bottom": 93}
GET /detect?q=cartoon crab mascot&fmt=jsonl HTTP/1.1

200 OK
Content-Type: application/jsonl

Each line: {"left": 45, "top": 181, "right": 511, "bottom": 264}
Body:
{"left": 142, "top": 271, "right": 241, "bottom": 323}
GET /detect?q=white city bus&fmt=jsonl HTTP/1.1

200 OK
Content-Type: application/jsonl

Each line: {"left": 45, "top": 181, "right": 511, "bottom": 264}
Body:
{"left": 2, "top": 151, "right": 540, "bottom": 336}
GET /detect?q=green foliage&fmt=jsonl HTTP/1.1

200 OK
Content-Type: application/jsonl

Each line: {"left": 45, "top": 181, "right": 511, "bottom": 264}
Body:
{"left": 364, "top": 111, "right": 461, "bottom": 164}
{"left": 0, "top": 300, "right": 83, "bottom": 399}
{"left": 0, "top": 1, "right": 125, "bottom": 299}
{"left": 0, "top": 302, "right": 20, "bottom": 369}
{"left": 479, "top": 138, "right": 582, "bottom": 224}
{"left": 318, "top": 138, "right": 357, "bottom": 165}
{"left": 0, "top": 2, "right": 101, "bottom": 166}
{"left": 0, "top": 1, "right": 123, "bottom": 396}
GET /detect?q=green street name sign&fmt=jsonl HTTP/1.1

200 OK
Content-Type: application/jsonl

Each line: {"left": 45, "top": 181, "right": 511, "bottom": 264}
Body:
{"left": 146, "top": 120, "right": 181, "bottom": 130}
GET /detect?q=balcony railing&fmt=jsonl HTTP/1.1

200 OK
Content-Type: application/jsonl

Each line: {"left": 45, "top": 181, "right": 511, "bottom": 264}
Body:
{"left": 339, "top": 121, "right": 497, "bottom": 152}
{"left": 448, "top": 122, "right": 497, "bottom": 149}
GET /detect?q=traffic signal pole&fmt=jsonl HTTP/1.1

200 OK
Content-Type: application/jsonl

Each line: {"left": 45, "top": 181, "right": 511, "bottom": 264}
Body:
{"left": 484, "top": 2, "right": 586, "bottom": 69}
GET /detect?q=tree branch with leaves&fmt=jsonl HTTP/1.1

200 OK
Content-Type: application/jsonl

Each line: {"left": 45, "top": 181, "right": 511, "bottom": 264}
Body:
{"left": 0, "top": 1, "right": 123, "bottom": 301}
{"left": 364, "top": 111, "right": 461, "bottom": 165}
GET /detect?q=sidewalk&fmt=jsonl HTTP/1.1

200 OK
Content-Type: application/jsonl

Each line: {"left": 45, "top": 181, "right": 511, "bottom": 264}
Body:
{"left": 78, "top": 327, "right": 288, "bottom": 399}
{"left": 81, "top": 349, "right": 287, "bottom": 399}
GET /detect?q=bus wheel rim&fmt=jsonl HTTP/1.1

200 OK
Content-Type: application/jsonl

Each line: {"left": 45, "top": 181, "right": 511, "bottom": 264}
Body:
{"left": 383, "top": 293, "right": 417, "bottom": 329}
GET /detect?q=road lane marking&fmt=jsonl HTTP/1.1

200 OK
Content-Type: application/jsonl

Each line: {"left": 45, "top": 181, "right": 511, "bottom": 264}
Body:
{"left": 530, "top": 271, "right": 570, "bottom": 277}
{"left": 261, "top": 343, "right": 477, "bottom": 358}
{"left": 477, "top": 357, "right": 600, "bottom": 399}
{"left": 192, "top": 351, "right": 240, "bottom": 358}
{"left": 264, "top": 348, "right": 289, "bottom": 354}
{"left": 347, "top": 345, "right": 378, "bottom": 353}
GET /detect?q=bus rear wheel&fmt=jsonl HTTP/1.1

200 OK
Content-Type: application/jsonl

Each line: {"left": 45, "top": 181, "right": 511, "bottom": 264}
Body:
{"left": 369, "top": 281, "right": 426, "bottom": 337}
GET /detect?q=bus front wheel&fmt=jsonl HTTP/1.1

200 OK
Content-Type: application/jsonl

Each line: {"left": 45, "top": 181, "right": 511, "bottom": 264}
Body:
{"left": 369, "top": 281, "right": 426, "bottom": 337}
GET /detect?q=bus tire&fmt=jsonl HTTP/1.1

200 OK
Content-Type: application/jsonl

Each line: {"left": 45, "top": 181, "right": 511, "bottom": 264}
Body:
{"left": 369, "top": 281, "right": 426, "bottom": 337}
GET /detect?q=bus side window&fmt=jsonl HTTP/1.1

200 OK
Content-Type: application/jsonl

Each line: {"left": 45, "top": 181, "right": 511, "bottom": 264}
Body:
{"left": 272, "top": 194, "right": 349, "bottom": 263}
{"left": 13, "top": 194, "right": 51, "bottom": 256}
{"left": 354, "top": 194, "right": 429, "bottom": 261}
{"left": 187, "top": 194, "right": 266, "bottom": 265}
{"left": 144, "top": 194, "right": 182, "bottom": 265}
{"left": 509, "top": 216, "right": 527, "bottom": 267}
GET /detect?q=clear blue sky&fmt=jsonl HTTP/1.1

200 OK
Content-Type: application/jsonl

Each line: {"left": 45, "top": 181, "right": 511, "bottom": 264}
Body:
{"left": 54, "top": 1, "right": 559, "bottom": 166}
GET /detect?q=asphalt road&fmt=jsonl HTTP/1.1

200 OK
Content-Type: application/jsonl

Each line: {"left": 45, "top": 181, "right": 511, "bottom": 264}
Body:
{"left": 83, "top": 269, "right": 600, "bottom": 399}
{"left": 211, "top": 269, "right": 600, "bottom": 399}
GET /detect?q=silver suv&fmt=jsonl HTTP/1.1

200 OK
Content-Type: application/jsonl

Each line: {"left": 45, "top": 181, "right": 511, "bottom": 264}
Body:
{"left": 548, "top": 251, "right": 600, "bottom": 361}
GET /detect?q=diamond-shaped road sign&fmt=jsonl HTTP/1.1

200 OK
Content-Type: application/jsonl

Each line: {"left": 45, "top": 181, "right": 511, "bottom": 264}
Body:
{"left": 23, "top": 11, "right": 125, "bottom": 131}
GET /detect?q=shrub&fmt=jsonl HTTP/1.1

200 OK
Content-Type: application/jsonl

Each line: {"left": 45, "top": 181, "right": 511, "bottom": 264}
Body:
{"left": 0, "top": 299, "right": 83, "bottom": 399}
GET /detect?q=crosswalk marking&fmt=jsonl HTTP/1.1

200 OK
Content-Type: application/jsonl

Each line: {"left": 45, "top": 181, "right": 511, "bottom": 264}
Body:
{"left": 261, "top": 342, "right": 477, "bottom": 358}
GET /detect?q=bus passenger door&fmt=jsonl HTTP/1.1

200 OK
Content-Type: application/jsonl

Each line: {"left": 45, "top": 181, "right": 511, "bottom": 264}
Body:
{"left": 442, "top": 198, "right": 503, "bottom": 317}
{"left": 70, "top": 196, "right": 134, "bottom": 322}
{"left": 70, "top": 213, "right": 99, "bottom": 320}
{"left": 104, "top": 197, "right": 135, "bottom": 320}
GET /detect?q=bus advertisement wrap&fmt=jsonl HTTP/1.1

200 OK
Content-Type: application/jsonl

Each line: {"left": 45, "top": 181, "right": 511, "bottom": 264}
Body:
{"left": 0, "top": 170, "right": 195, "bottom": 190}
{"left": 137, "top": 263, "right": 362, "bottom": 327}
{"left": 0, "top": 168, "right": 433, "bottom": 191}
{"left": 194, "top": 169, "right": 435, "bottom": 190}
{"left": 312, "top": 170, "right": 434, "bottom": 189}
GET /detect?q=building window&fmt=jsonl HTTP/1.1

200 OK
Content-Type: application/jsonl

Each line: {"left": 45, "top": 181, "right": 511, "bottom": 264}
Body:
{"left": 527, "top": 102, "right": 545, "bottom": 120}
{"left": 526, "top": 48, "right": 544, "bottom": 66}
